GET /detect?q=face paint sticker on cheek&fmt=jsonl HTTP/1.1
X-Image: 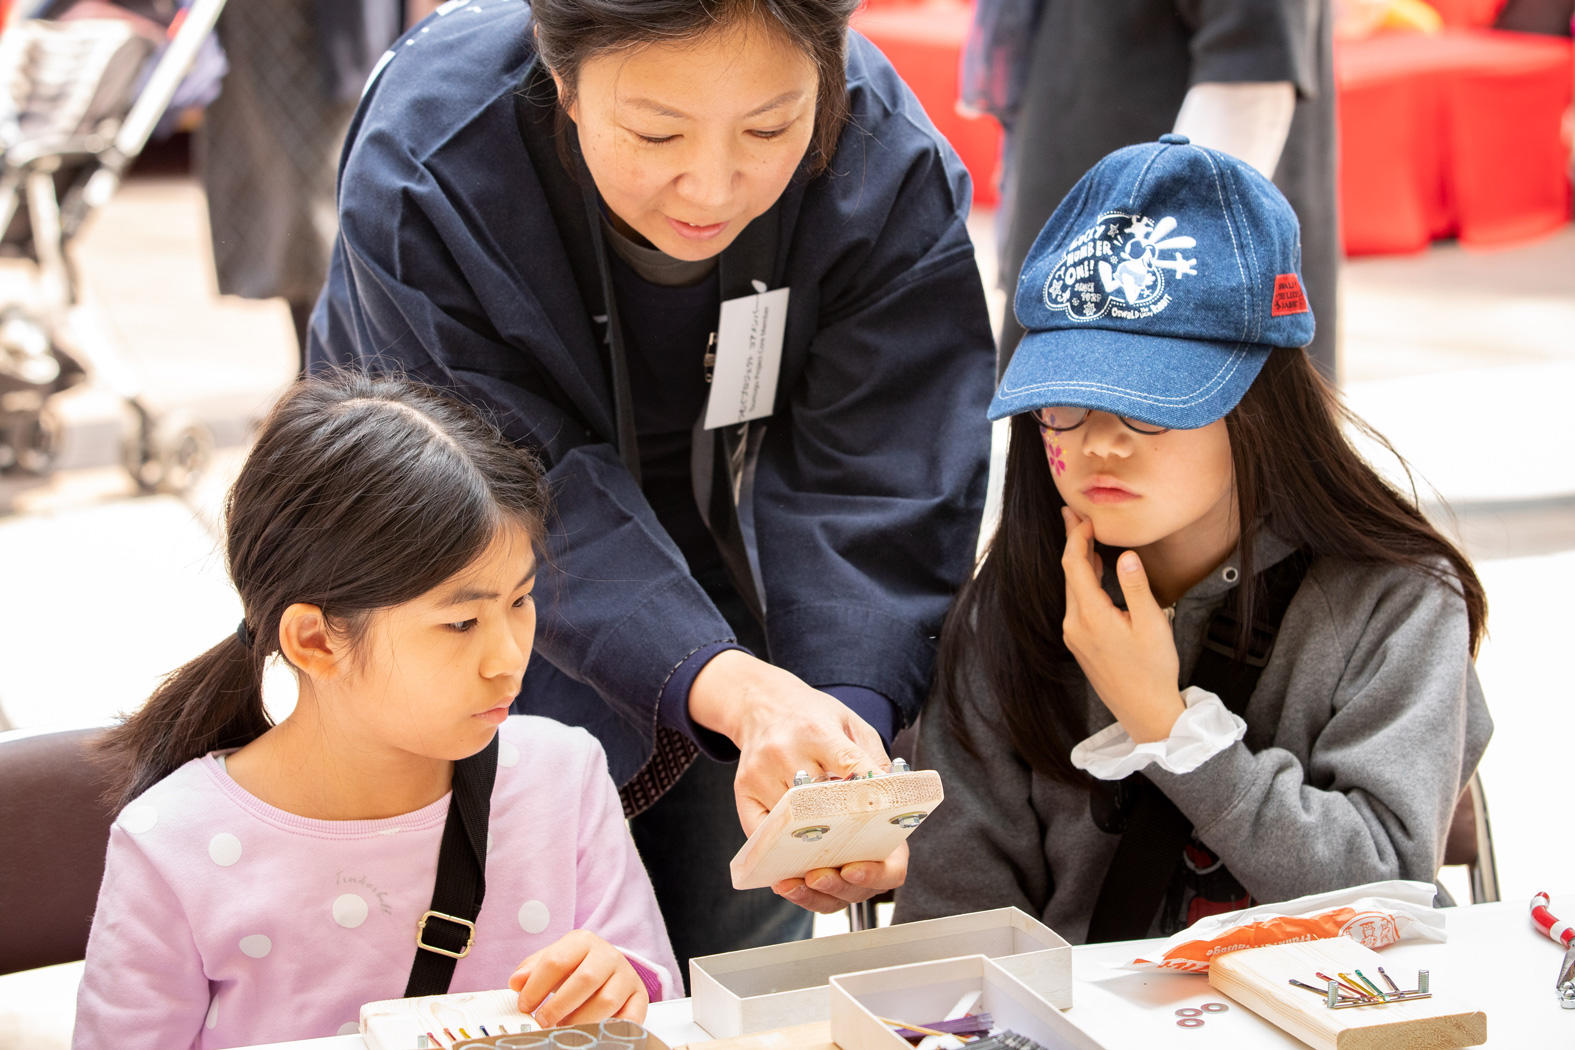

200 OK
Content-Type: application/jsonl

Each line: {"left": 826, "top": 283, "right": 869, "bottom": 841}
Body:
{"left": 1040, "top": 413, "right": 1067, "bottom": 476}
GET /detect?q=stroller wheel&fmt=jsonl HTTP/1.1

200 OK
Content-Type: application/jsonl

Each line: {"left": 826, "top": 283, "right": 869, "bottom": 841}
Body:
{"left": 3, "top": 408, "right": 60, "bottom": 477}
{"left": 122, "top": 411, "right": 213, "bottom": 493}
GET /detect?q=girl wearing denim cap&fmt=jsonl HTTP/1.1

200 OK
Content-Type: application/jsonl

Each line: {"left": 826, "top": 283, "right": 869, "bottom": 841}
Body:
{"left": 893, "top": 136, "right": 1491, "bottom": 942}
{"left": 76, "top": 373, "right": 679, "bottom": 1049}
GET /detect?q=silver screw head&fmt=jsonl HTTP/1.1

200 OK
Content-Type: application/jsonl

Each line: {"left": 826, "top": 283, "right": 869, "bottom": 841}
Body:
{"left": 892, "top": 757, "right": 909, "bottom": 773}
{"left": 791, "top": 825, "right": 830, "bottom": 841}
{"left": 792, "top": 769, "right": 811, "bottom": 787}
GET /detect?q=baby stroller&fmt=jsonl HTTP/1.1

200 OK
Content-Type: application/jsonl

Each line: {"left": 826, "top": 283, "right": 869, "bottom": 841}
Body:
{"left": 0, "top": 0, "right": 224, "bottom": 489}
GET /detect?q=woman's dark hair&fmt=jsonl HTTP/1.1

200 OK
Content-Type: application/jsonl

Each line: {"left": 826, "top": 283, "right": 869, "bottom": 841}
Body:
{"left": 531, "top": 0, "right": 860, "bottom": 176}
{"left": 937, "top": 348, "right": 1487, "bottom": 785}
{"left": 98, "top": 371, "right": 550, "bottom": 810}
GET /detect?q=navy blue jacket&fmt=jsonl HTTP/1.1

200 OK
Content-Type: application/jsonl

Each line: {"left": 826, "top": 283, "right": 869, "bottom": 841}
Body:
{"left": 310, "top": 0, "right": 994, "bottom": 785}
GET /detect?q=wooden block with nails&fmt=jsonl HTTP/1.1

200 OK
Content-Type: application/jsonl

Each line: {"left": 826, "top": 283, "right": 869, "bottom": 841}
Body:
{"left": 1208, "top": 937, "right": 1486, "bottom": 1050}
{"left": 729, "top": 770, "right": 943, "bottom": 890}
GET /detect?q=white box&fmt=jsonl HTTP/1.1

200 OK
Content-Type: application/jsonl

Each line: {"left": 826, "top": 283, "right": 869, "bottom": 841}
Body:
{"left": 689, "top": 907, "right": 1072, "bottom": 1038}
{"left": 830, "top": 954, "right": 1106, "bottom": 1050}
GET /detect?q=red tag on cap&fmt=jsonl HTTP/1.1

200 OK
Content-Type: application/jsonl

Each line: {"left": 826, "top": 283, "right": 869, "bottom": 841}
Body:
{"left": 1272, "top": 274, "right": 1309, "bottom": 316}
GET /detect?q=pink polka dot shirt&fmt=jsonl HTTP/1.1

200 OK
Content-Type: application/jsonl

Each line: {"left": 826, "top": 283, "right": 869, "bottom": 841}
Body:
{"left": 73, "top": 717, "right": 679, "bottom": 1049}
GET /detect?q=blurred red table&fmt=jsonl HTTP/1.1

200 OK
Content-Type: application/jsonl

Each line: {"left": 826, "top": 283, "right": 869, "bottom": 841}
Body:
{"left": 851, "top": 0, "right": 1002, "bottom": 206}
{"left": 1337, "top": 28, "right": 1574, "bottom": 255}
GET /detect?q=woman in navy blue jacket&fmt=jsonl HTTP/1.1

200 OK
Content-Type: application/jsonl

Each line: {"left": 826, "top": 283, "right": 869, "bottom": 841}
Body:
{"left": 310, "top": 0, "right": 994, "bottom": 968}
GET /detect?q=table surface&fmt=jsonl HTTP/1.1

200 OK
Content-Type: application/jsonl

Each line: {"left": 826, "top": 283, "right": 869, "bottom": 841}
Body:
{"left": 247, "top": 897, "right": 1574, "bottom": 1050}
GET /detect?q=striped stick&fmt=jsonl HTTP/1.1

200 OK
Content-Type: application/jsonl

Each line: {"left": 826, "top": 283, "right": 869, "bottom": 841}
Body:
{"left": 1531, "top": 891, "right": 1575, "bottom": 948}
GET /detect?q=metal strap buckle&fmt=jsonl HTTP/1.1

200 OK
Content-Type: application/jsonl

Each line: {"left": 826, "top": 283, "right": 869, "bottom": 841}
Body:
{"left": 415, "top": 909, "right": 476, "bottom": 959}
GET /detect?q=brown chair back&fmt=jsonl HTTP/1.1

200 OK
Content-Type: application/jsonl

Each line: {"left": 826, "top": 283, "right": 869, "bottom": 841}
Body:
{"left": 1442, "top": 770, "right": 1499, "bottom": 904}
{"left": 0, "top": 727, "right": 117, "bottom": 975}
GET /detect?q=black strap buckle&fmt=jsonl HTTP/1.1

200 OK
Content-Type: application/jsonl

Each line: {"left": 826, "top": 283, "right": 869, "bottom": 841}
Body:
{"left": 415, "top": 909, "right": 476, "bottom": 960}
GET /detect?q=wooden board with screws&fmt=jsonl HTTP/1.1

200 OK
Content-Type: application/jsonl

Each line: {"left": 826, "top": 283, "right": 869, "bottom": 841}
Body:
{"left": 1208, "top": 937, "right": 1487, "bottom": 1050}
{"left": 729, "top": 769, "right": 944, "bottom": 890}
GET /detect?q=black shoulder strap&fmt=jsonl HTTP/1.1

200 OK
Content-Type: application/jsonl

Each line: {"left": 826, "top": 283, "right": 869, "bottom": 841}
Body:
{"left": 1188, "top": 552, "right": 1315, "bottom": 718}
{"left": 404, "top": 734, "right": 500, "bottom": 996}
{"left": 1084, "top": 552, "right": 1312, "bottom": 943}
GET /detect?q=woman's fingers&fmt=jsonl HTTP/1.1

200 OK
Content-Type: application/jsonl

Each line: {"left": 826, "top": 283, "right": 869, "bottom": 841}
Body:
{"left": 771, "top": 841, "right": 908, "bottom": 912}
{"left": 771, "top": 875, "right": 853, "bottom": 914}
{"left": 693, "top": 651, "right": 892, "bottom": 837}
{"left": 731, "top": 692, "right": 889, "bottom": 836}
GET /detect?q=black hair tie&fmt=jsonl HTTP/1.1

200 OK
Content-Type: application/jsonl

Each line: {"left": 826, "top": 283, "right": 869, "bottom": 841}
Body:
{"left": 236, "top": 620, "right": 254, "bottom": 649}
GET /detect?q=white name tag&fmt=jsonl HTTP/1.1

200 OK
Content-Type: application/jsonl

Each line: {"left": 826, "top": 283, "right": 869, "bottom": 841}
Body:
{"left": 704, "top": 285, "right": 789, "bottom": 430}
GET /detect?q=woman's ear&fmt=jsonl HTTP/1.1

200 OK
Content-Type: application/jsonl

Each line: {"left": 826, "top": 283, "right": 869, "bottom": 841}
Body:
{"left": 554, "top": 75, "right": 577, "bottom": 125}
{"left": 534, "top": 26, "right": 577, "bottom": 124}
{"left": 278, "top": 602, "right": 347, "bottom": 679}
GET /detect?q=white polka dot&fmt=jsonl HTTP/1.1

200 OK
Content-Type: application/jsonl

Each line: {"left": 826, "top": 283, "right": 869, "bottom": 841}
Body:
{"left": 119, "top": 803, "right": 158, "bottom": 835}
{"left": 205, "top": 999, "right": 219, "bottom": 1029}
{"left": 518, "top": 900, "right": 550, "bottom": 934}
{"left": 333, "top": 893, "right": 369, "bottom": 929}
{"left": 208, "top": 833, "right": 242, "bottom": 867}
{"left": 239, "top": 934, "right": 271, "bottom": 958}
{"left": 338, "top": 1021, "right": 360, "bottom": 1036}
{"left": 499, "top": 740, "right": 520, "bottom": 768}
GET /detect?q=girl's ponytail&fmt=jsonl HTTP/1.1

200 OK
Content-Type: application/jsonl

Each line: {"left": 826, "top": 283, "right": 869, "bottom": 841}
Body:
{"left": 99, "top": 632, "right": 270, "bottom": 810}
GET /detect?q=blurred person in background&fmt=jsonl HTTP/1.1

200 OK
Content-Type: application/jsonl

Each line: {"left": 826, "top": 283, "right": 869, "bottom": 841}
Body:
{"left": 962, "top": 0, "right": 1341, "bottom": 384}
{"left": 197, "top": 0, "right": 402, "bottom": 372}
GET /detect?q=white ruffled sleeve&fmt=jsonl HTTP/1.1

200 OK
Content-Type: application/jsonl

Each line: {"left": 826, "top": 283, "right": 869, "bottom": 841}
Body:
{"left": 1070, "top": 687, "right": 1246, "bottom": 779}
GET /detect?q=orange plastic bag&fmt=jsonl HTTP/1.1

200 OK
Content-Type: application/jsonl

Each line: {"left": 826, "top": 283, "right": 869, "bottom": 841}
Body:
{"left": 1129, "top": 880, "right": 1446, "bottom": 974}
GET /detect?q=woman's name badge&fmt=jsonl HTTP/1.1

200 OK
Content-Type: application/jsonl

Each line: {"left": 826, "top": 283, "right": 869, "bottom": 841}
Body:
{"left": 704, "top": 284, "right": 788, "bottom": 429}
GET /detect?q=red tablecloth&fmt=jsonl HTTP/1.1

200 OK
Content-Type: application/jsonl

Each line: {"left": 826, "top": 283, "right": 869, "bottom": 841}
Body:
{"left": 1337, "top": 29, "right": 1573, "bottom": 254}
{"left": 853, "top": 5, "right": 1573, "bottom": 253}
{"left": 851, "top": 0, "right": 1002, "bottom": 206}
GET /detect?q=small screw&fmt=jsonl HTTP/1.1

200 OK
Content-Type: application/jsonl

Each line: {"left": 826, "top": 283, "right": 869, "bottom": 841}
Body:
{"left": 1418, "top": 970, "right": 1429, "bottom": 994}
{"left": 791, "top": 825, "right": 830, "bottom": 841}
{"left": 892, "top": 757, "right": 909, "bottom": 773}
{"left": 890, "top": 811, "right": 928, "bottom": 829}
{"left": 792, "top": 770, "right": 811, "bottom": 787}
{"left": 1559, "top": 982, "right": 1575, "bottom": 1009}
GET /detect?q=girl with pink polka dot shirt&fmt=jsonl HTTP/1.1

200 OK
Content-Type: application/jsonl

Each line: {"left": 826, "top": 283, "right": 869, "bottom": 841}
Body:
{"left": 74, "top": 374, "right": 680, "bottom": 1049}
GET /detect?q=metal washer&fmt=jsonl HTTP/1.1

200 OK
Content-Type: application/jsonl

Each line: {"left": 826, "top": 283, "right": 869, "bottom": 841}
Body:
{"left": 1176, "top": 1017, "right": 1205, "bottom": 1029}
{"left": 1201, "top": 1002, "right": 1230, "bottom": 1013}
{"left": 1174, "top": 1008, "right": 1202, "bottom": 1017}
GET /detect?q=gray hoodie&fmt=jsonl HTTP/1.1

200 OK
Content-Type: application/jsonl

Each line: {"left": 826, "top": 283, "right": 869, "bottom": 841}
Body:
{"left": 893, "top": 532, "right": 1492, "bottom": 943}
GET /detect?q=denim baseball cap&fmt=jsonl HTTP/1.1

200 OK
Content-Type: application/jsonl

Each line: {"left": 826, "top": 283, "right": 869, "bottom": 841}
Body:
{"left": 989, "top": 134, "right": 1315, "bottom": 429}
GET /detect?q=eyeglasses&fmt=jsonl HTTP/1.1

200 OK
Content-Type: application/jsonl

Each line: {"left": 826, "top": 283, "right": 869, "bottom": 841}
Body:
{"left": 1032, "top": 406, "right": 1169, "bottom": 435}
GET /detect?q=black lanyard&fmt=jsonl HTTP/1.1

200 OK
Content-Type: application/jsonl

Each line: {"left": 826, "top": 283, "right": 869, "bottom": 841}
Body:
{"left": 580, "top": 190, "right": 645, "bottom": 485}
{"left": 516, "top": 55, "right": 786, "bottom": 623}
